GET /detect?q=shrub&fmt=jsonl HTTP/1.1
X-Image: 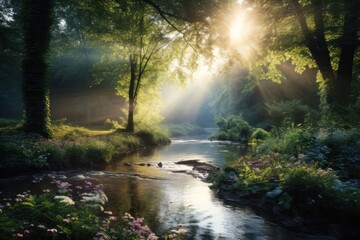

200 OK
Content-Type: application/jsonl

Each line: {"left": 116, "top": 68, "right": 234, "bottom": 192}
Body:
{"left": 251, "top": 128, "right": 270, "bottom": 142}
{"left": 257, "top": 122, "right": 320, "bottom": 160}
{"left": 136, "top": 128, "right": 171, "bottom": 146}
{"left": 210, "top": 115, "right": 252, "bottom": 142}
{"left": 266, "top": 100, "right": 309, "bottom": 126}
{"left": 281, "top": 166, "right": 337, "bottom": 210}
{"left": 84, "top": 139, "right": 114, "bottom": 164}
{"left": 0, "top": 118, "right": 21, "bottom": 128}
{"left": 165, "top": 123, "right": 206, "bottom": 137}
{"left": 103, "top": 118, "right": 121, "bottom": 130}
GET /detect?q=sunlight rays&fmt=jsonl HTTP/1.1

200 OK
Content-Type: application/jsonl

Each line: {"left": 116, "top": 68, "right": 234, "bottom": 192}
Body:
{"left": 219, "top": 1, "right": 261, "bottom": 62}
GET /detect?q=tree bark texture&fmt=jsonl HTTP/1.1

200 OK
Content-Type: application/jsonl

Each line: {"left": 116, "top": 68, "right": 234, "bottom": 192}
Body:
{"left": 21, "top": 0, "right": 54, "bottom": 137}
{"left": 126, "top": 55, "right": 137, "bottom": 132}
{"left": 291, "top": 0, "right": 359, "bottom": 114}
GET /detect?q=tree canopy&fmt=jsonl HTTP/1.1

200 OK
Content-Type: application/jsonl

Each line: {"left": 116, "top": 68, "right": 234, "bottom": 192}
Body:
{"left": 1, "top": 0, "right": 359, "bottom": 133}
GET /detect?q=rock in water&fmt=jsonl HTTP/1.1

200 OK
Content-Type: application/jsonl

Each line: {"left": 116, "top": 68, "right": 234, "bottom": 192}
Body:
{"left": 265, "top": 187, "right": 283, "bottom": 199}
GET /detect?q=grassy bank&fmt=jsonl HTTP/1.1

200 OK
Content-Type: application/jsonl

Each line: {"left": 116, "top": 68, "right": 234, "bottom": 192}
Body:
{"left": 0, "top": 120, "right": 170, "bottom": 176}
{"left": 208, "top": 124, "right": 360, "bottom": 238}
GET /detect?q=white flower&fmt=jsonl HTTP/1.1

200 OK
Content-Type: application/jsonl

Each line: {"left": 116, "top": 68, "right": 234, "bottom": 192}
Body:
{"left": 54, "top": 196, "right": 75, "bottom": 205}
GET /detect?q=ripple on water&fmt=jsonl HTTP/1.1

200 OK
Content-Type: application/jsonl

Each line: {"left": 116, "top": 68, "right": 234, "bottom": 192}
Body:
{"left": 0, "top": 140, "right": 338, "bottom": 240}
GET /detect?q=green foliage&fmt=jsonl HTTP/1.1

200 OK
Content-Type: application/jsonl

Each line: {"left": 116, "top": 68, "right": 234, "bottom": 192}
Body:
{"left": 257, "top": 123, "right": 314, "bottom": 159}
{"left": 266, "top": 100, "right": 310, "bottom": 126}
{"left": 247, "top": 0, "right": 359, "bottom": 116}
{"left": 313, "top": 128, "right": 360, "bottom": 178}
{"left": 103, "top": 118, "right": 121, "bottom": 130}
{"left": 251, "top": 128, "right": 270, "bottom": 142}
{"left": 280, "top": 166, "right": 341, "bottom": 214}
{"left": 0, "top": 124, "right": 169, "bottom": 175}
{"left": 0, "top": 195, "right": 102, "bottom": 239}
{"left": 0, "top": 118, "right": 21, "bottom": 128}
{"left": 164, "top": 123, "right": 206, "bottom": 137}
{"left": 0, "top": 180, "right": 162, "bottom": 240}
{"left": 282, "top": 166, "right": 336, "bottom": 200}
{"left": 210, "top": 115, "right": 252, "bottom": 142}
{"left": 136, "top": 128, "right": 171, "bottom": 146}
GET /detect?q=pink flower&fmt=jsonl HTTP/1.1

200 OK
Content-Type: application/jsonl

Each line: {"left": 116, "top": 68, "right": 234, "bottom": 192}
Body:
{"left": 47, "top": 228, "right": 58, "bottom": 233}
{"left": 109, "top": 216, "right": 117, "bottom": 221}
{"left": 141, "top": 226, "right": 151, "bottom": 233}
{"left": 16, "top": 233, "right": 23, "bottom": 238}
{"left": 63, "top": 219, "right": 70, "bottom": 223}
{"left": 24, "top": 230, "right": 30, "bottom": 234}
{"left": 147, "top": 233, "right": 158, "bottom": 240}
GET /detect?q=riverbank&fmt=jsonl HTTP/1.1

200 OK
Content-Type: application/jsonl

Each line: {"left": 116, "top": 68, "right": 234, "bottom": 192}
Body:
{"left": 206, "top": 154, "right": 359, "bottom": 239}
{"left": 174, "top": 158, "right": 359, "bottom": 239}
{"left": 206, "top": 118, "right": 360, "bottom": 239}
{"left": 0, "top": 122, "right": 170, "bottom": 177}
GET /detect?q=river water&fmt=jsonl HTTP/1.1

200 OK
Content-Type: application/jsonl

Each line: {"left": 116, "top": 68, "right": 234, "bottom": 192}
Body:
{"left": 0, "top": 138, "right": 336, "bottom": 240}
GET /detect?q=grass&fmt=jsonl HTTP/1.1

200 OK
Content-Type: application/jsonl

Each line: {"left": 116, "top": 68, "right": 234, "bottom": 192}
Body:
{"left": 208, "top": 123, "right": 360, "bottom": 233}
{"left": 0, "top": 120, "right": 170, "bottom": 176}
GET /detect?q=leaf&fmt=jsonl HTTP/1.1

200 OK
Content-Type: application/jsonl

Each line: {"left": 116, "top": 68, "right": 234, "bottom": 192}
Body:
{"left": 21, "top": 202, "right": 35, "bottom": 208}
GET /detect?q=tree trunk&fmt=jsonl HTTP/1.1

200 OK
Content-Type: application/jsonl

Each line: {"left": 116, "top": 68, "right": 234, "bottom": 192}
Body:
{"left": 127, "top": 98, "right": 135, "bottom": 132}
{"left": 21, "top": 0, "right": 54, "bottom": 138}
{"left": 292, "top": 0, "right": 359, "bottom": 115}
{"left": 331, "top": 0, "right": 360, "bottom": 110}
{"left": 126, "top": 55, "right": 137, "bottom": 132}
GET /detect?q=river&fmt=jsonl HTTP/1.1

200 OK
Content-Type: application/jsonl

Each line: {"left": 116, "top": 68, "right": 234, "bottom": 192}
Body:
{"left": 0, "top": 138, "right": 336, "bottom": 239}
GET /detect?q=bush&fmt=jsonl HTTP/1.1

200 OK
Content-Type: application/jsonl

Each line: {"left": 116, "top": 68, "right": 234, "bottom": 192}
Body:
{"left": 103, "top": 118, "right": 121, "bottom": 130}
{"left": 256, "top": 124, "right": 313, "bottom": 158}
{"left": 266, "top": 100, "right": 310, "bottom": 126}
{"left": 0, "top": 118, "right": 21, "bottom": 128}
{"left": 165, "top": 123, "right": 206, "bottom": 137}
{"left": 136, "top": 128, "right": 171, "bottom": 146}
{"left": 210, "top": 115, "right": 252, "bottom": 142}
{"left": 251, "top": 128, "right": 270, "bottom": 142}
{"left": 281, "top": 167, "right": 337, "bottom": 209}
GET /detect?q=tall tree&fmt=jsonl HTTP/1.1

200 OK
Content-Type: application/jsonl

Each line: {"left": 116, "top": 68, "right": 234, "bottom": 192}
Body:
{"left": 20, "top": 0, "right": 54, "bottom": 137}
{"left": 92, "top": 0, "right": 184, "bottom": 132}
{"left": 251, "top": 0, "right": 359, "bottom": 116}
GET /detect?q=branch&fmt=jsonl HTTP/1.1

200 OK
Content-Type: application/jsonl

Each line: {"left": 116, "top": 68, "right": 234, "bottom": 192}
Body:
{"left": 290, "top": 0, "right": 317, "bottom": 54}
{"left": 139, "top": 0, "right": 199, "bottom": 54}
{"left": 290, "top": 0, "right": 334, "bottom": 79}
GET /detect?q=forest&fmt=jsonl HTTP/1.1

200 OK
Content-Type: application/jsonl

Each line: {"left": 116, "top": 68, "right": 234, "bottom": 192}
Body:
{"left": 0, "top": 0, "right": 359, "bottom": 239}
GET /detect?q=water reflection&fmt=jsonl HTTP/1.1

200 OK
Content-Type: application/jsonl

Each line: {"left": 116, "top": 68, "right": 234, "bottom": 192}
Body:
{"left": 0, "top": 140, "right": 336, "bottom": 239}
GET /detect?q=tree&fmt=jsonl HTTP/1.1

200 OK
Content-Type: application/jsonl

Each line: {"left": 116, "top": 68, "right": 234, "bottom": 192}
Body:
{"left": 92, "top": 0, "right": 186, "bottom": 132}
{"left": 250, "top": 0, "right": 359, "bottom": 116}
{"left": 20, "top": 0, "right": 54, "bottom": 137}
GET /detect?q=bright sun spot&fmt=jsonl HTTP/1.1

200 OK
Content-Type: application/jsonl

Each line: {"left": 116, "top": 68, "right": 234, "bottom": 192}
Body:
{"left": 229, "top": 13, "right": 246, "bottom": 43}
{"left": 225, "top": 4, "right": 259, "bottom": 60}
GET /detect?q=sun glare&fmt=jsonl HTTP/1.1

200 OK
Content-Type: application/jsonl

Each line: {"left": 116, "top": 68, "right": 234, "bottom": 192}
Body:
{"left": 224, "top": 3, "right": 260, "bottom": 60}
{"left": 229, "top": 13, "right": 246, "bottom": 43}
